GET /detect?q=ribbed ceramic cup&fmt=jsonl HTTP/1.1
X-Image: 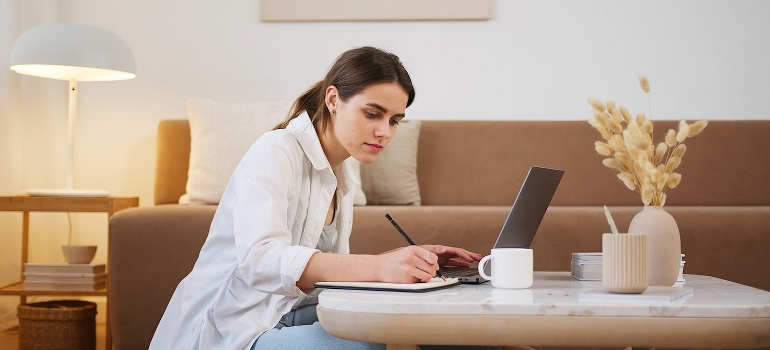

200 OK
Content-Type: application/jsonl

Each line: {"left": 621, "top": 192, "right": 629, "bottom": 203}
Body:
{"left": 602, "top": 233, "right": 648, "bottom": 293}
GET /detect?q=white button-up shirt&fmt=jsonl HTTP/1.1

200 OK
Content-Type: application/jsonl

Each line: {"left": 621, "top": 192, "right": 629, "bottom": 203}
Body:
{"left": 150, "top": 112, "right": 357, "bottom": 350}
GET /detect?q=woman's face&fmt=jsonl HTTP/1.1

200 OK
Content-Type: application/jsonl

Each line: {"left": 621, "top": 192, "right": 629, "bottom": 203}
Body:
{"left": 323, "top": 82, "right": 409, "bottom": 166}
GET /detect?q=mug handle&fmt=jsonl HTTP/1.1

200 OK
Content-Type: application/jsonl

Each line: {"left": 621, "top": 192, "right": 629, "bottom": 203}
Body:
{"left": 478, "top": 255, "right": 494, "bottom": 280}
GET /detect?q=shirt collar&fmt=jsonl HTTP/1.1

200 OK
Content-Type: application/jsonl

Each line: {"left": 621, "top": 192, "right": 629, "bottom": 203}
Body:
{"left": 286, "top": 112, "right": 360, "bottom": 192}
{"left": 287, "top": 111, "right": 330, "bottom": 171}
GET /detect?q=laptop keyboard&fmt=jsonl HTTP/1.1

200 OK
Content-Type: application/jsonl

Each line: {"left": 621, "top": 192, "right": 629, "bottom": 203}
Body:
{"left": 441, "top": 267, "right": 478, "bottom": 277}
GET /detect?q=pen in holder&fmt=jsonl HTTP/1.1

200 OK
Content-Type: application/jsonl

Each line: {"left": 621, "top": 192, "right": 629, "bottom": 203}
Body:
{"left": 602, "top": 233, "right": 648, "bottom": 294}
{"left": 604, "top": 205, "right": 619, "bottom": 235}
{"left": 601, "top": 206, "right": 648, "bottom": 293}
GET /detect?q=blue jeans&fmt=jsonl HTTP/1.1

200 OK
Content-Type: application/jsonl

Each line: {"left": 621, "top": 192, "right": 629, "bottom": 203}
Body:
{"left": 252, "top": 304, "right": 503, "bottom": 350}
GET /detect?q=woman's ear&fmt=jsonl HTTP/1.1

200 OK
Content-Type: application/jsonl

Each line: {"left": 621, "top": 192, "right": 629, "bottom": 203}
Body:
{"left": 325, "top": 85, "right": 339, "bottom": 113}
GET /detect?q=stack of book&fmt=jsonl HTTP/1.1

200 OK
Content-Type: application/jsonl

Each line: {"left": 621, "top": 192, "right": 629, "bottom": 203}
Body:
{"left": 571, "top": 252, "right": 685, "bottom": 282}
{"left": 571, "top": 252, "right": 603, "bottom": 281}
{"left": 22, "top": 263, "right": 107, "bottom": 291}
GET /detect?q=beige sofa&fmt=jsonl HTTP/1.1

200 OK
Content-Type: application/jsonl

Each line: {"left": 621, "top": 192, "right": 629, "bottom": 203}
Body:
{"left": 109, "top": 119, "right": 770, "bottom": 350}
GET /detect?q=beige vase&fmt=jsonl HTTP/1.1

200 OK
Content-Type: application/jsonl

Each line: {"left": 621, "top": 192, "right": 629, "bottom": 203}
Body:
{"left": 628, "top": 206, "right": 681, "bottom": 286}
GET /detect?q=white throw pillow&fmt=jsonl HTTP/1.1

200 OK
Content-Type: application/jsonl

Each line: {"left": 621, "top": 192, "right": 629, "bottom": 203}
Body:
{"left": 181, "top": 98, "right": 292, "bottom": 205}
{"left": 360, "top": 120, "right": 421, "bottom": 205}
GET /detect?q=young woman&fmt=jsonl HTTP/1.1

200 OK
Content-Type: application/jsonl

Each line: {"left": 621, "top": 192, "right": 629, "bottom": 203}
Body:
{"left": 149, "top": 47, "right": 491, "bottom": 350}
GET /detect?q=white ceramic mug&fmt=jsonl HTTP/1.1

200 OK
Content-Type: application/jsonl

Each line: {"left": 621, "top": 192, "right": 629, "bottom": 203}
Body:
{"left": 478, "top": 248, "right": 533, "bottom": 289}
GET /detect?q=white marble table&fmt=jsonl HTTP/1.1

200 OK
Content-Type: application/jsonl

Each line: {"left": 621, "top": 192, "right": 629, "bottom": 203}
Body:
{"left": 317, "top": 272, "right": 770, "bottom": 350}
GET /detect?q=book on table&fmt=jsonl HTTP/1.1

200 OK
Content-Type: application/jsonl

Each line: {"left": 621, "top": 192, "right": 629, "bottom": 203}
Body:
{"left": 570, "top": 253, "right": 686, "bottom": 282}
{"left": 571, "top": 252, "right": 602, "bottom": 281}
{"left": 23, "top": 272, "right": 107, "bottom": 284}
{"left": 572, "top": 252, "right": 603, "bottom": 262}
{"left": 571, "top": 260, "right": 602, "bottom": 281}
{"left": 23, "top": 263, "right": 106, "bottom": 274}
{"left": 22, "top": 263, "right": 107, "bottom": 290}
{"left": 22, "top": 281, "right": 106, "bottom": 291}
{"left": 315, "top": 277, "right": 460, "bottom": 293}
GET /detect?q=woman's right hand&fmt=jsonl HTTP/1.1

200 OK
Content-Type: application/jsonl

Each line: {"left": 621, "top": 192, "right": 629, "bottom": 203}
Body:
{"left": 375, "top": 245, "right": 441, "bottom": 283}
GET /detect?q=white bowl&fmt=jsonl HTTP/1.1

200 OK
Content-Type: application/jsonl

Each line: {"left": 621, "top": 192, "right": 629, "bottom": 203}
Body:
{"left": 61, "top": 245, "right": 97, "bottom": 264}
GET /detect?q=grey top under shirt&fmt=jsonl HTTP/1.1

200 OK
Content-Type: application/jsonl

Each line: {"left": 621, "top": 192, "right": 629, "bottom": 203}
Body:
{"left": 315, "top": 219, "right": 337, "bottom": 253}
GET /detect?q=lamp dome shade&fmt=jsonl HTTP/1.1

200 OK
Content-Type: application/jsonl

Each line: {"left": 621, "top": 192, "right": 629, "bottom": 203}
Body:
{"left": 10, "top": 23, "right": 136, "bottom": 81}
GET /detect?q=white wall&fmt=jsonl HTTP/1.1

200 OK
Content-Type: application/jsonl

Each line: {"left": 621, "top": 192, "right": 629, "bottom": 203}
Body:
{"left": 1, "top": 0, "right": 769, "bottom": 322}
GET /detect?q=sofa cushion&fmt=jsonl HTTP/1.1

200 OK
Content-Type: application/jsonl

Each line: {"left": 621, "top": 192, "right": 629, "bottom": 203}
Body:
{"left": 183, "top": 98, "right": 292, "bottom": 205}
{"left": 360, "top": 120, "right": 421, "bottom": 205}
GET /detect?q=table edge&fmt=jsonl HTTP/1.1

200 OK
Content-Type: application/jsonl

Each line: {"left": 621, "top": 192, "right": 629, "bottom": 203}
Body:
{"left": 317, "top": 307, "right": 770, "bottom": 348}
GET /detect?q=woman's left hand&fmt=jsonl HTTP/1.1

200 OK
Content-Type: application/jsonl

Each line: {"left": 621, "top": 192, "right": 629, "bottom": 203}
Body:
{"left": 420, "top": 245, "right": 482, "bottom": 267}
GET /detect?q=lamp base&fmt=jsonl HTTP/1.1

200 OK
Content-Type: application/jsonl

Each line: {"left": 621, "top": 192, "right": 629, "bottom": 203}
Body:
{"left": 24, "top": 188, "right": 110, "bottom": 197}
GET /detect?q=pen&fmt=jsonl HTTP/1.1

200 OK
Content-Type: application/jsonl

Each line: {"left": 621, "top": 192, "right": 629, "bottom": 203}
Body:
{"left": 604, "top": 205, "right": 619, "bottom": 235}
{"left": 385, "top": 213, "right": 446, "bottom": 281}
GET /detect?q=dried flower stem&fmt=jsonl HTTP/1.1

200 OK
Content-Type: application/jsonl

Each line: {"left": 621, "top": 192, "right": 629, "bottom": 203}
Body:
{"left": 640, "top": 75, "right": 653, "bottom": 123}
{"left": 588, "top": 77, "right": 708, "bottom": 206}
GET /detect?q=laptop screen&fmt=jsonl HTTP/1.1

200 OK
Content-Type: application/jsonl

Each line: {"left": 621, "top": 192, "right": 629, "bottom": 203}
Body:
{"left": 493, "top": 166, "right": 564, "bottom": 249}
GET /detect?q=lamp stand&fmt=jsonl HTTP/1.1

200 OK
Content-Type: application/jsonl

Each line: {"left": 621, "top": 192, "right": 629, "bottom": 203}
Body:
{"left": 25, "top": 79, "right": 110, "bottom": 197}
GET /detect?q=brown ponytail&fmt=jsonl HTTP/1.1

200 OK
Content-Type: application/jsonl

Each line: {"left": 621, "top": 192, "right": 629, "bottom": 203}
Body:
{"left": 273, "top": 46, "right": 415, "bottom": 133}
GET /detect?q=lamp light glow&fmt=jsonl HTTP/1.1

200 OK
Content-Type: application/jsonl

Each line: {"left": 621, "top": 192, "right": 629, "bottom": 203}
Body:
{"left": 10, "top": 23, "right": 136, "bottom": 81}
{"left": 10, "top": 23, "right": 136, "bottom": 197}
{"left": 10, "top": 64, "right": 136, "bottom": 81}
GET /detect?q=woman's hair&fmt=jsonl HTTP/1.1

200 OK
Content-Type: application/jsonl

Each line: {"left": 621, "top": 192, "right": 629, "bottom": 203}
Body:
{"left": 274, "top": 46, "right": 415, "bottom": 132}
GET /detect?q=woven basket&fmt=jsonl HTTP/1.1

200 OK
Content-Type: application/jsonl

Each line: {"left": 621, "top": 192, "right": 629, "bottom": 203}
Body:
{"left": 17, "top": 300, "right": 97, "bottom": 350}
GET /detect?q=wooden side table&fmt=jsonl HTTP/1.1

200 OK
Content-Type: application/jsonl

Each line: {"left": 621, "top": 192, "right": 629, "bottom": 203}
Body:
{"left": 0, "top": 194, "right": 139, "bottom": 350}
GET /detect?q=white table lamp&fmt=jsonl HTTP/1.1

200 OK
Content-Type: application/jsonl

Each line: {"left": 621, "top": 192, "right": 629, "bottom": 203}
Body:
{"left": 10, "top": 23, "right": 136, "bottom": 197}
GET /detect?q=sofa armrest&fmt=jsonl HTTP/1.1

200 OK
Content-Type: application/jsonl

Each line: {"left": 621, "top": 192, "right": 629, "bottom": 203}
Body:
{"left": 108, "top": 204, "right": 215, "bottom": 350}
{"left": 155, "top": 120, "right": 191, "bottom": 205}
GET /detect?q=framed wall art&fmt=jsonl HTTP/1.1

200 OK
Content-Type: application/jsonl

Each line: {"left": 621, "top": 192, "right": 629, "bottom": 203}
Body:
{"left": 260, "top": 0, "right": 492, "bottom": 22}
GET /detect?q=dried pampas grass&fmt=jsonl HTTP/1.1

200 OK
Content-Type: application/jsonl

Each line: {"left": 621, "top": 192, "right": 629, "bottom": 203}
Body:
{"left": 587, "top": 76, "right": 708, "bottom": 206}
{"left": 639, "top": 76, "right": 650, "bottom": 93}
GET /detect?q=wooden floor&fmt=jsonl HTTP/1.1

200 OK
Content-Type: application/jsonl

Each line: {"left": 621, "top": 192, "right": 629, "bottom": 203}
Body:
{"left": 0, "top": 323, "right": 106, "bottom": 350}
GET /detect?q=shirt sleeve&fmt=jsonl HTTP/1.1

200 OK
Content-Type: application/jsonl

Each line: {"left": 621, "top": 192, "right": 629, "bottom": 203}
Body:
{"left": 225, "top": 133, "right": 317, "bottom": 297}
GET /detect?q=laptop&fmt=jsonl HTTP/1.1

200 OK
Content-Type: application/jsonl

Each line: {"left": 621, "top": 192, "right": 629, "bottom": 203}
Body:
{"left": 439, "top": 166, "right": 564, "bottom": 283}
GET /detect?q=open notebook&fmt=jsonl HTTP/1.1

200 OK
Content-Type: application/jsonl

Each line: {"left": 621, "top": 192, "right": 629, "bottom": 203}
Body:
{"left": 315, "top": 277, "right": 459, "bottom": 293}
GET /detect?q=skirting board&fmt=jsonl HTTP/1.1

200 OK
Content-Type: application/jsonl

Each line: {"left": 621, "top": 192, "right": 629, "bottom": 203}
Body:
{"left": 260, "top": 0, "right": 493, "bottom": 22}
